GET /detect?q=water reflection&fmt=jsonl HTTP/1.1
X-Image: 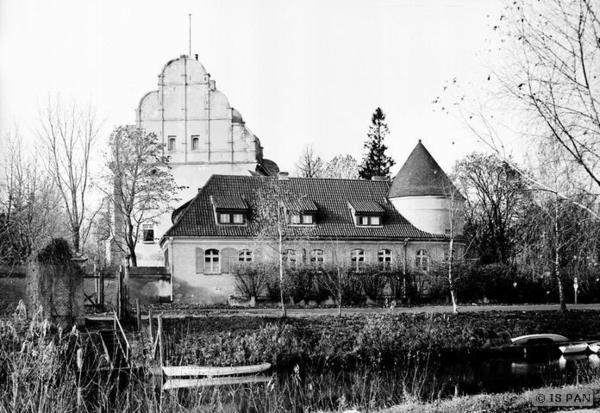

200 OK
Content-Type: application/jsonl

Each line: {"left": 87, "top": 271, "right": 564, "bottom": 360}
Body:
{"left": 438, "top": 351, "right": 599, "bottom": 395}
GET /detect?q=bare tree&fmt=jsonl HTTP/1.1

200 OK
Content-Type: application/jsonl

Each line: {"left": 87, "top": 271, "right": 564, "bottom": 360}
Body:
{"left": 295, "top": 145, "right": 323, "bottom": 178}
{"left": 0, "top": 130, "right": 65, "bottom": 265}
{"left": 251, "top": 178, "right": 314, "bottom": 317}
{"left": 453, "top": 153, "right": 530, "bottom": 264}
{"left": 322, "top": 155, "right": 359, "bottom": 179}
{"left": 39, "top": 99, "right": 101, "bottom": 254}
{"left": 441, "top": 0, "right": 600, "bottom": 221}
{"left": 101, "top": 126, "right": 179, "bottom": 267}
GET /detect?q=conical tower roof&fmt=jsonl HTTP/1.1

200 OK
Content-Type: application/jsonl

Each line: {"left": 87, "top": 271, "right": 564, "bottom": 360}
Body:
{"left": 389, "top": 140, "right": 462, "bottom": 198}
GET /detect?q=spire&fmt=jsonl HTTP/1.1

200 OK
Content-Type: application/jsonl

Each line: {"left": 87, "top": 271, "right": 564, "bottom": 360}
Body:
{"left": 389, "top": 141, "right": 462, "bottom": 198}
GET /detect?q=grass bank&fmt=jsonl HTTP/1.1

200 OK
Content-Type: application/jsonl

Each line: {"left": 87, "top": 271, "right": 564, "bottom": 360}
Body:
{"left": 161, "top": 310, "right": 600, "bottom": 367}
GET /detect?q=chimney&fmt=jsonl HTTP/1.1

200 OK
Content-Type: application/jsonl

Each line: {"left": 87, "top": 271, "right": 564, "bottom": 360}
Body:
{"left": 195, "top": 54, "right": 199, "bottom": 60}
{"left": 372, "top": 176, "right": 388, "bottom": 181}
{"left": 278, "top": 172, "right": 289, "bottom": 181}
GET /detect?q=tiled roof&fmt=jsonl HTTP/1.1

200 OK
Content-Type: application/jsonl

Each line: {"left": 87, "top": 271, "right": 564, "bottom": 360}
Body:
{"left": 348, "top": 200, "right": 385, "bottom": 214}
{"left": 285, "top": 198, "right": 318, "bottom": 212}
{"left": 164, "top": 175, "right": 442, "bottom": 240}
{"left": 389, "top": 141, "right": 463, "bottom": 199}
{"left": 212, "top": 195, "right": 248, "bottom": 210}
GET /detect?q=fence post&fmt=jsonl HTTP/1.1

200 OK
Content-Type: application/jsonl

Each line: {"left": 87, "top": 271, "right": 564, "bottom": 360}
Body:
{"left": 116, "top": 266, "right": 122, "bottom": 319}
{"left": 158, "top": 314, "right": 164, "bottom": 367}
{"left": 136, "top": 299, "right": 142, "bottom": 331}
{"left": 148, "top": 307, "right": 154, "bottom": 344}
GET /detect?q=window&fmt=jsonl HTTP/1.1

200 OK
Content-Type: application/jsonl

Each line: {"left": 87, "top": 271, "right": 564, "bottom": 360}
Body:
{"left": 142, "top": 224, "right": 155, "bottom": 244}
{"left": 168, "top": 136, "right": 176, "bottom": 151}
{"left": 356, "top": 215, "right": 382, "bottom": 226}
{"left": 351, "top": 249, "right": 365, "bottom": 271}
{"left": 284, "top": 249, "right": 297, "bottom": 267}
{"left": 239, "top": 249, "right": 252, "bottom": 263}
{"left": 310, "top": 249, "right": 324, "bottom": 267}
{"left": 192, "top": 136, "right": 200, "bottom": 151}
{"left": 218, "top": 212, "right": 245, "bottom": 225}
{"left": 415, "top": 249, "right": 429, "bottom": 271}
{"left": 302, "top": 214, "right": 314, "bottom": 224}
{"left": 378, "top": 249, "right": 392, "bottom": 269}
{"left": 290, "top": 213, "right": 315, "bottom": 225}
{"left": 205, "top": 249, "right": 220, "bottom": 274}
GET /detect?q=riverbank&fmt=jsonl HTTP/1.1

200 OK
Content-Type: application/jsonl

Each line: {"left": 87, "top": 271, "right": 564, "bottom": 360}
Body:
{"left": 377, "top": 381, "right": 600, "bottom": 413}
{"left": 156, "top": 309, "right": 600, "bottom": 367}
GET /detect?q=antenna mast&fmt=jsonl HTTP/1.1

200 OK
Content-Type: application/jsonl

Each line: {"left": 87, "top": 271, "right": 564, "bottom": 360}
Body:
{"left": 188, "top": 14, "right": 192, "bottom": 57}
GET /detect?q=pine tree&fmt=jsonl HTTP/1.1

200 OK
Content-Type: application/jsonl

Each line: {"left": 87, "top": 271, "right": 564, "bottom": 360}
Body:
{"left": 358, "top": 108, "right": 395, "bottom": 180}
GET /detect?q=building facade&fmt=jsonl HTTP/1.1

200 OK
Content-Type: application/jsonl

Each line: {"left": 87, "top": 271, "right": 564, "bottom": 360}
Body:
{"left": 160, "top": 142, "right": 465, "bottom": 304}
{"left": 129, "top": 55, "right": 278, "bottom": 266}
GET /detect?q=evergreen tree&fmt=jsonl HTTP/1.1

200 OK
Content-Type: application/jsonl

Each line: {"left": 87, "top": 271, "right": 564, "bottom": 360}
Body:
{"left": 358, "top": 108, "right": 395, "bottom": 179}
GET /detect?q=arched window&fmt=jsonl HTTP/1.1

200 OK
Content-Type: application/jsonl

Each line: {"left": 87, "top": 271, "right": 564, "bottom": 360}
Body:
{"left": 284, "top": 249, "right": 297, "bottom": 267}
{"left": 310, "top": 249, "right": 324, "bottom": 267}
{"left": 378, "top": 249, "right": 392, "bottom": 269}
{"left": 168, "top": 136, "right": 176, "bottom": 151}
{"left": 415, "top": 249, "right": 429, "bottom": 271}
{"left": 192, "top": 136, "right": 200, "bottom": 151}
{"left": 239, "top": 249, "right": 252, "bottom": 263}
{"left": 205, "top": 249, "right": 220, "bottom": 274}
{"left": 351, "top": 249, "right": 365, "bottom": 271}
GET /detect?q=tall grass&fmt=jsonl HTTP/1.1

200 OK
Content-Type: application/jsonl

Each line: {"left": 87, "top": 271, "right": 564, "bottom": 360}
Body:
{"left": 0, "top": 303, "right": 438, "bottom": 412}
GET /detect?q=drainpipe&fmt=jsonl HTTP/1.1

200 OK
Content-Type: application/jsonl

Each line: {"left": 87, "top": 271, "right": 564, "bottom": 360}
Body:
{"left": 403, "top": 238, "right": 409, "bottom": 301}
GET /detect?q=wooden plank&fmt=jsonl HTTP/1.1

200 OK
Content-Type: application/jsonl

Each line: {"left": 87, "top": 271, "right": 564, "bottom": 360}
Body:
{"left": 162, "top": 363, "right": 271, "bottom": 377}
{"left": 163, "top": 375, "right": 271, "bottom": 390}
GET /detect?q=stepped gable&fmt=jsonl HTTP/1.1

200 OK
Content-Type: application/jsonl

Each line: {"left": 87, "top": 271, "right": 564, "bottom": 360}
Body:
{"left": 164, "top": 175, "right": 441, "bottom": 240}
{"left": 389, "top": 140, "right": 462, "bottom": 198}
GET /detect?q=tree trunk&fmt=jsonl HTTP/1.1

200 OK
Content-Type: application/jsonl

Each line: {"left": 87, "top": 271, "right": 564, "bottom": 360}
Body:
{"left": 555, "top": 197, "right": 567, "bottom": 312}
{"left": 448, "top": 237, "right": 458, "bottom": 313}
{"left": 278, "top": 230, "right": 286, "bottom": 318}
{"left": 337, "top": 267, "right": 342, "bottom": 317}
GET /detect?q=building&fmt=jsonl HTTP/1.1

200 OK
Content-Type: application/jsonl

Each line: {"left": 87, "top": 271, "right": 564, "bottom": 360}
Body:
{"left": 129, "top": 55, "right": 278, "bottom": 266}
{"left": 160, "top": 141, "right": 464, "bottom": 304}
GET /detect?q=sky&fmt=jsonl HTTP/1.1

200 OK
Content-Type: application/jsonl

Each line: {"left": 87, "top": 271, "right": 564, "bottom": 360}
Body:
{"left": 0, "top": 0, "right": 505, "bottom": 175}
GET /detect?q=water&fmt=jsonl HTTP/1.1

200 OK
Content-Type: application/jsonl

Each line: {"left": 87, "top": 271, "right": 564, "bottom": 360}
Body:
{"left": 438, "top": 352, "right": 600, "bottom": 395}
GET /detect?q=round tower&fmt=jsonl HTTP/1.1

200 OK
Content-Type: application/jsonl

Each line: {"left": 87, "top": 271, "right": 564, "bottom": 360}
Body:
{"left": 388, "top": 140, "right": 464, "bottom": 236}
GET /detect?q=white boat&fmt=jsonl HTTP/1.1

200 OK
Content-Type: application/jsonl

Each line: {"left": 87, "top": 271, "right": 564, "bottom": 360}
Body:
{"left": 588, "top": 342, "right": 600, "bottom": 353}
{"left": 511, "top": 333, "right": 569, "bottom": 346}
{"left": 160, "top": 363, "right": 272, "bottom": 378}
{"left": 559, "top": 342, "right": 588, "bottom": 354}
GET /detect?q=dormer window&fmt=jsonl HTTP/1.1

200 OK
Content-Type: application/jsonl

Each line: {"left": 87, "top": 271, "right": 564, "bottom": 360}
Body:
{"left": 211, "top": 195, "right": 248, "bottom": 226}
{"left": 302, "top": 214, "right": 314, "bottom": 225}
{"left": 349, "top": 200, "right": 384, "bottom": 227}
{"left": 286, "top": 199, "right": 318, "bottom": 226}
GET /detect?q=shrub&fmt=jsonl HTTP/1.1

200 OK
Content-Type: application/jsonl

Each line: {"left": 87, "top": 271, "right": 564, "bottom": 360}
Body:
{"left": 232, "top": 263, "right": 269, "bottom": 298}
{"left": 358, "top": 264, "right": 389, "bottom": 299}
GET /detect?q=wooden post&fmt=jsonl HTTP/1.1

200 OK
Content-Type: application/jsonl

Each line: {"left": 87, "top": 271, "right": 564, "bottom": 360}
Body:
{"left": 94, "top": 263, "right": 99, "bottom": 306}
{"left": 123, "top": 260, "right": 130, "bottom": 319}
{"left": 158, "top": 314, "right": 164, "bottom": 367}
{"left": 148, "top": 307, "right": 154, "bottom": 344}
{"left": 77, "top": 348, "right": 83, "bottom": 410}
{"left": 99, "top": 266, "right": 105, "bottom": 309}
{"left": 136, "top": 299, "right": 141, "bottom": 331}
{"left": 116, "top": 266, "right": 122, "bottom": 319}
